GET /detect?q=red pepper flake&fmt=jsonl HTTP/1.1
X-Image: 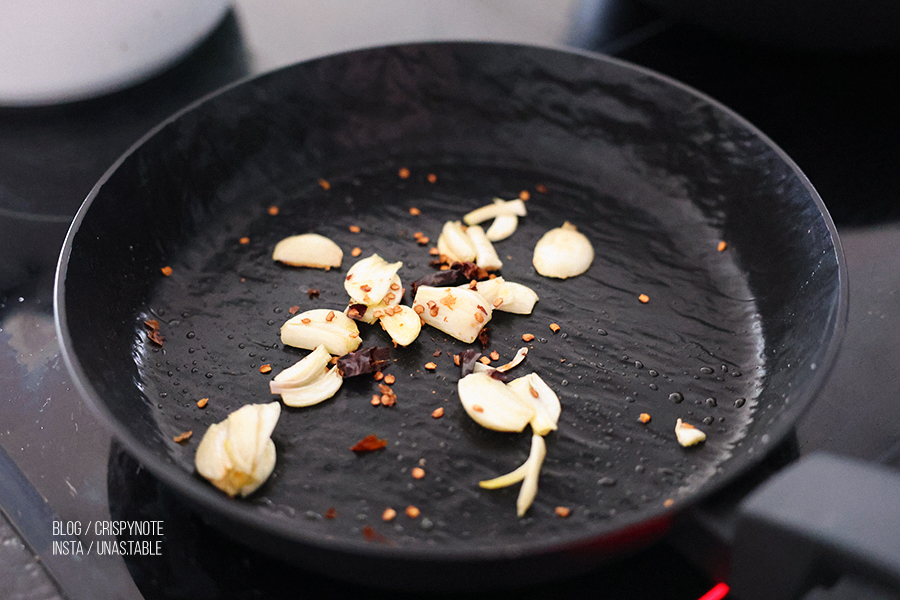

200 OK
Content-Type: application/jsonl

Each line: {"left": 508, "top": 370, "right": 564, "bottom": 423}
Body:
{"left": 197, "top": 398, "right": 209, "bottom": 409}
{"left": 267, "top": 205, "right": 279, "bottom": 216}
{"left": 173, "top": 431, "right": 192, "bottom": 443}
{"left": 350, "top": 434, "right": 388, "bottom": 452}
{"left": 349, "top": 224, "right": 361, "bottom": 233}
{"left": 489, "top": 350, "right": 500, "bottom": 361}
{"left": 259, "top": 364, "right": 272, "bottom": 374}
{"left": 350, "top": 246, "right": 362, "bottom": 257}
{"left": 324, "top": 507, "right": 337, "bottom": 519}
{"left": 555, "top": 506, "right": 572, "bottom": 518}
{"left": 431, "top": 407, "right": 444, "bottom": 418}
{"left": 160, "top": 266, "right": 173, "bottom": 276}
{"left": 362, "top": 525, "right": 387, "bottom": 543}
{"left": 427, "top": 173, "right": 437, "bottom": 183}
{"left": 453, "top": 354, "right": 461, "bottom": 366}
{"left": 318, "top": 179, "right": 331, "bottom": 190}
{"left": 519, "top": 190, "right": 530, "bottom": 201}
{"left": 325, "top": 310, "right": 336, "bottom": 322}
{"left": 478, "top": 356, "right": 492, "bottom": 365}
{"left": 371, "top": 394, "right": 381, "bottom": 406}
{"left": 639, "top": 413, "right": 651, "bottom": 423}
{"left": 383, "top": 373, "right": 396, "bottom": 385}
{"left": 536, "top": 183, "right": 549, "bottom": 194}
{"left": 405, "top": 505, "right": 420, "bottom": 518}
{"left": 147, "top": 329, "right": 165, "bottom": 346}
{"left": 143, "top": 319, "right": 159, "bottom": 331}
{"left": 239, "top": 236, "right": 250, "bottom": 245}
{"left": 432, "top": 349, "right": 441, "bottom": 357}
{"left": 424, "top": 362, "right": 437, "bottom": 370}
{"left": 428, "top": 246, "right": 440, "bottom": 256}
{"left": 409, "top": 206, "right": 422, "bottom": 215}
{"left": 717, "top": 240, "right": 728, "bottom": 252}
{"left": 472, "top": 404, "right": 484, "bottom": 413}
{"left": 373, "top": 371, "right": 384, "bottom": 381}
{"left": 522, "top": 333, "right": 535, "bottom": 342}
{"left": 411, "top": 467, "right": 425, "bottom": 479}
{"left": 301, "top": 318, "right": 312, "bottom": 324}
{"left": 398, "top": 167, "right": 410, "bottom": 179}
{"left": 477, "top": 327, "right": 491, "bottom": 347}
{"left": 549, "top": 323, "right": 561, "bottom": 333}
{"left": 638, "top": 294, "right": 650, "bottom": 304}
{"left": 664, "top": 498, "right": 675, "bottom": 507}
{"left": 382, "top": 507, "right": 397, "bottom": 521}
{"left": 307, "top": 288, "right": 320, "bottom": 299}
{"left": 288, "top": 305, "right": 300, "bottom": 315}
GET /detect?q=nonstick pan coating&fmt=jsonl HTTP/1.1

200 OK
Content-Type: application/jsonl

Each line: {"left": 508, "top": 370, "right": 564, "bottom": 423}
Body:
{"left": 56, "top": 42, "right": 845, "bottom": 588}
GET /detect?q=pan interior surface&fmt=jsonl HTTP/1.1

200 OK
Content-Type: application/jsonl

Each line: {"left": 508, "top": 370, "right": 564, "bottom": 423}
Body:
{"left": 58, "top": 42, "right": 843, "bottom": 563}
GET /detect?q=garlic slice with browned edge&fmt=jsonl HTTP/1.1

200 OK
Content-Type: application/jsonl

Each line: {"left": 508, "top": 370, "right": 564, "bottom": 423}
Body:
{"left": 343, "top": 254, "right": 403, "bottom": 305}
{"left": 378, "top": 304, "right": 422, "bottom": 346}
{"left": 458, "top": 371, "right": 535, "bottom": 432}
{"left": 344, "top": 274, "right": 403, "bottom": 324}
{"left": 269, "top": 344, "right": 343, "bottom": 407}
{"left": 272, "top": 233, "right": 342, "bottom": 270}
{"left": 466, "top": 224, "right": 503, "bottom": 271}
{"left": 436, "top": 220, "right": 477, "bottom": 263}
{"left": 508, "top": 372, "right": 561, "bottom": 436}
{"left": 413, "top": 285, "right": 492, "bottom": 344}
{"left": 465, "top": 277, "right": 539, "bottom": 315}
{"left": 281, "top": 308, "right": 362, "bottom": 356}
{"left": 195, "top": 402, "right": 280, "bottom": 497}
{"left": 532, "top": 221, "right": 594, "bottom": 279}
{"left": 463, "top": 198, "right": 527, "bottom": 226}
{"left": 675, "top": 418, "right": 707, "bottom": 447}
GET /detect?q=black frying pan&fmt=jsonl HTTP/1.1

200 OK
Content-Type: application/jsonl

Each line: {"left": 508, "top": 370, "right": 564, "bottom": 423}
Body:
{"left": 54, "top": 41, "right": 845, "bottom": 590}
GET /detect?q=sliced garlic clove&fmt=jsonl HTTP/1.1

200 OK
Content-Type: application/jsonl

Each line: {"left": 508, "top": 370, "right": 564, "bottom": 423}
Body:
{"left": 272, "top": 234, "right": 342, "bottom": 270}
{"left": 533, "top": 221, "right": 594, "bottom": 279}
{"left": 344, "top": 274, "right": 403, "bottom": 324}
{"left": 343, "top": 254, "right": 403, "bottom": 305}
{"left": 466, "top": 224, "right": 503, "bottom": 271}
{"left": 499, "top": 281, "right": 539, "bottom": 314}
{"left": 269, "top": 344, "right": 332, "bottom": 393}
{"left": 508, "top": 372, "right": 561, "bottom": 436}
{"left": 379, "top": 304, "right": 422, "bottom": 347}
{"left": 478, "top": 460, "right": 529, "bottom": 489}
{"left": 495, "top": 347, "right": 529, "bottom": 372}
{"left": 436, "top": 221, "right": 477, "bottom": 263}
{"left": 517, "top": 434, "right": 547, "bottom": 517}
{"left": 279, "top": 366, "right": 343, "bottom": 407}
{"left": 281, "top": 308, "right": 362, "bottom": 356}
{"left": 195, "top": 402, "right": 281, "bottom": 497}
{"left": 485, "top": 213, "right": 519, "bottom": 241}
{"left": 463, "top": 198, "right": 527, "bottom": 226}
{"left": 675, "top": 418, "right": 707, "bottom": 447}
{"left": 458, "top": 372, "right": 535, "bottom": 432}
{"left": 413, "top": 285, "right": 492, "bottom": 344}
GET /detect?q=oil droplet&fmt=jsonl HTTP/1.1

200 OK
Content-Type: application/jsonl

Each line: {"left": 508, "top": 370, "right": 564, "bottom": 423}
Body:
{"left": 734, "top": 398, "right": 746, "bottom": 408}
{"left": 705, "top": 398, "right": 717, "bottom": 407}
{"left": 273, "top": 307, "right": 283, "bottom": 314}
{"left": 702, "top": 416, "right": 714, "bottom": 425}
{"left": 634, "top": 360, "right": 644, "bottom": 369}
{"left": 649, "top": 383, "right": 658, "bottom": 391}
{"left": 669, "top": 392, "right": 684, "bottom": 404}
{"left": 597, "top": 329, "right": 608, "bottom": 336}
{"left": 186, "top": 332, "right": 195, "bottom": 339}
{"left": 648, "top": 370, "right": 659, "bottom": 377}
{"left": 731, "top": 371, "right": 742, "bottom": 377}
{"left": 700, "top": 366, "right": 714, "bottom": 375}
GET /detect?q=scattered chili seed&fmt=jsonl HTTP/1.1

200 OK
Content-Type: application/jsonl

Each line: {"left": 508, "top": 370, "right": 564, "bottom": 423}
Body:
{"left": 318, "top": 179, "right": 331, "bottom": 190}
{"left": 398, "top": 167, "right": 410, "bottom": 179}
{"left": 147, "top": 329, "right": 165, "bottom": 346}
{"left": 371, "top": 395, "right": 381, "bottom": 406}
{"left": 301, "top": 318, "right": 312, "bottom": 324}
{"left": 718, "top": 240, "right": 727, "bottom": 252}
{"left": 472, "top": 404, "right": 484, "bottom": 413}
{"left": 431, "top": 407, "right": 444, "bottom": 418}
{"left": 197, "top": 398, "right": 209, "bottom": 408}
{"left": 160, "top": 266, "right": 173, "bottom": 276}
{"left": 427, "top": 173, "right": 437, "bottom": 183}
{"left": 144, "top": 319, "right": 159, "bottom": 331}
{"left": 307, "top": 288, "right": 320, "bottom": 299}
{"left": 536, "top": 183, "right": 549, "bottom": 194}
{"left": 382, "top": 508, "right": 397, "bottom": 521}
{"left": 351, "top": 434, "right": 388, "bottom": 452}
{"left": 549, "top": 323, "right": 561, "bottom": 333}
{"left": 453, "top": 354, "right": 461, "bottom": 366}
{"left": 478, "top": 356, "right": 492, "bottom": 365}
{"left": 555, "top": 506, "right": 572, "bottom": 518}
{"left": 639, "top": 413, "right": 651, "bottom": 423}
{"left": 639, "top": 294, "right": 650, "bottom": 304}
{"left": 428, "top": 246, "right": 440, "bottom": 255}
{"left": 324, "top": 507, "right": 337, "bottom": 519}
{"left": 424, "top": 362, "right": 437, "bottom": 370}
{"left": 409, "top": 206, "right": 421, "bottom": 215}
{"left": 412, "top": 467, "right": 425, "bottom": 479}
{"left": 522, "top": 333, "right": 535, "bottom": 342}
{"left": 433, "top": 350, "right": 441, "bottom": 357}
{"left": 349, "top": 224, "right": 361, "bottom": 233}
{"left": 362, "top": 526, "right": 387, "bottom": 543}
{"left": 260, "top": 364, "right": 272, "bottom": 374}
{"left": 267, "top": 205, "right": 279, "bottom": 216}
{"left": 289, "top": 305, "right": 300, "bottom": 315}
{"left": 374, "top": 371, "right": 384, "bottom": 381}
{"left": 489, "top": 351, "right": 500, "bottom": 361}
{"left": 474, "top": 311, "right": 484, "bottom": 323}
{"left": 384, "top": 373, "right": 395, "bottom": 385}
{"left": 416, "top": 235, "right": 429, "bottom": 245}
{"left": 239, "top": 236, "right": 250, "bottom": 245}
{"left": 664, "top": 498, "right": 675, "bottom": 507}
{"left": 405, "top": 505, "right": 420, "bottom": 518}
{"left": 529, "top": 385, "right": 540, "bottom": 398}
{"left": 173, "top": 431, "right": 192, "bottom": 443}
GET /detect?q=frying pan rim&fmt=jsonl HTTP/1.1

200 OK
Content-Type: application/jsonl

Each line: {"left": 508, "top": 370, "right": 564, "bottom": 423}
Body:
{"left": 53, "top": 39, "right": 849, "bottom": 563}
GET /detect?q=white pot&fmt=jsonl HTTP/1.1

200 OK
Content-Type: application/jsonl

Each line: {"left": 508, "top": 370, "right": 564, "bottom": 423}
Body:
{"left": 0, "top": 0, "right": 231, "bottom": 106}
